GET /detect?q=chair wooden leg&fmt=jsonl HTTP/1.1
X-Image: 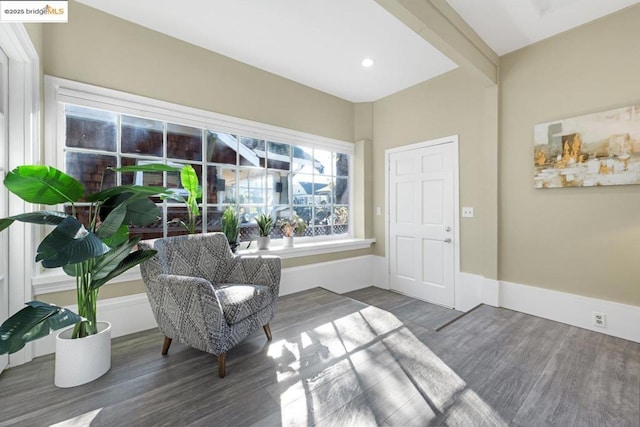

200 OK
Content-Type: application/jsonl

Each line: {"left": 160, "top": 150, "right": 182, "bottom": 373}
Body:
{"left": 161, "top": 336, "right": 172, "bottom": 355}
{"left": 263, "top": 324, "right": 272, "bottom": 341}
{"left": 217, "top": 353, "right": 227, "bottom": 378}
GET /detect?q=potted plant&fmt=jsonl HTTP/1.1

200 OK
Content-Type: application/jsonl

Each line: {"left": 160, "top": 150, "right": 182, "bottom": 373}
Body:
{"left": 255, "top": 212, "right": 273, "bottom": 250}
{"left": 221, "top": 206, "right": 240, "bottom": 252}
{"left": 0, "top": 164, "right": 170, "bottom": 387}
{"left": 278, "top": 213, "right": 307, "bottom": 248}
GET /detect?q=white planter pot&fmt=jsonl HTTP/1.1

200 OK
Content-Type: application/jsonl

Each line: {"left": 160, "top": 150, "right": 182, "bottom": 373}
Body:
{"left": 283, "top": 236, "right": 294, "bottom": 248}
{"left": 257, "top": 236, "right": 271, "bottom": 250}
{"left": 54, "top": 321, "right": 112, "bottom": 388}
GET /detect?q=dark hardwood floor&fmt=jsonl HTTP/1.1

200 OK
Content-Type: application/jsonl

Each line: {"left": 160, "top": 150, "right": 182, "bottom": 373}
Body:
{"left": 0, "top": 287, "right": 638, "bottom": 426}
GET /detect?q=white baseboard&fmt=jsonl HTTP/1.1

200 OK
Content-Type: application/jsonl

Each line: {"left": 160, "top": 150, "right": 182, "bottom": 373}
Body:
{"left": 32, "top": 293, "right": 156, "bottom": 359}
{"left": 370, "top": 259, "right": 486, "bottom": 312}
{"left": 481, "top": 278, "right": 500, "bottom": 307}
{"left": 27, "top": 256, "right": 378, "bottom": 362}
{"left": 26, "top": 259, "right": 636, "bottom": 364}
{"left": 371, "top": 255, "right": 389, "bottom": 290}
{"left": 500, "top": 280, "right": 640, "bottom": 343}
{"left": 448, "top": 271, "right": 640, "bottom": 344}
{"left": 280, "top": 255, "right": 376, "bottom": 296}
{"left": 455, "top": 272, "right": 483, "bottom": 312}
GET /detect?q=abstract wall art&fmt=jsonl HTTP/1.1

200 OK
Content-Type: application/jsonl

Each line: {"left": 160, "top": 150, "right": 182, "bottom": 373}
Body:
{"left": 533, "top": 105, "right": 640, "bottom": 188}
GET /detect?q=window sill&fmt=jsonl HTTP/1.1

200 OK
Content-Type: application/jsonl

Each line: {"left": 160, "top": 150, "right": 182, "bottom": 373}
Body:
{"left": 237, "top": 237, "right": 376, "bottom": 259}
{"left": 31, "top": 237, "right": 375, "bottom": 295}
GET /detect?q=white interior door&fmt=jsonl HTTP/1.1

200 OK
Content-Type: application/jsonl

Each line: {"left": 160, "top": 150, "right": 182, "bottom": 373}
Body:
{"left": 389, "top": 141, "right": 456, "bottom": 307}
{"left": 0, "top": 47, "right": 8, "bottom": 373}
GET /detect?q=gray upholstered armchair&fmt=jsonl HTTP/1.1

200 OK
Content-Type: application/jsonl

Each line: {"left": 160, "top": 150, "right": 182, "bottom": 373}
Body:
{"left": 139, "top": 233, "right": 281, "bottom": 377}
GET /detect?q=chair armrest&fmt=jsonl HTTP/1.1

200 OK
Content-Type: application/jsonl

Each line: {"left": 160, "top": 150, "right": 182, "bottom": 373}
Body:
{"left": 146, "top": 273, "right": 226, "bottom": 353}
{"left": 224, "top": 255, "right": 281, "bottom": 296}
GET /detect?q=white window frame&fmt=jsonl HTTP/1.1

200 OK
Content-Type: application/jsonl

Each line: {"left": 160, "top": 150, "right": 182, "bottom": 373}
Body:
{"left": 0, "top": 23, "right": 40, "bottom": 367}
{"left": 37, "top": 75, "right": 373, "bottom": 295}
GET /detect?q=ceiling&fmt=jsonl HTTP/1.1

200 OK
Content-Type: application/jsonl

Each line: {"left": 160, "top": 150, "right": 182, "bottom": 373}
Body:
{"left": 447, "top": 0, "right": 639, "bottom": 56}
{"left": 75, "top": 0, "right": 638, "bottom": 103}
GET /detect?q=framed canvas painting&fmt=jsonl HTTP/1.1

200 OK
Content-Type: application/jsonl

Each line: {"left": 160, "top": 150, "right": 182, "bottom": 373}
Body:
{"left": 533, "top": 105, "right": 640, "bottom": 188}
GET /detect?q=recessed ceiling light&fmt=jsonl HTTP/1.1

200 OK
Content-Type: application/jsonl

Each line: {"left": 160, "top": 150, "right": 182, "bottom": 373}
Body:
{"left": 361, "top": 58, "right": 375, "bottom": 68}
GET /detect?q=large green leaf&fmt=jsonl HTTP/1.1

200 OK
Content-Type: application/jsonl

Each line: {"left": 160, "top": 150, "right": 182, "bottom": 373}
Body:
{"left": 90, "top": 236, "right": 141, "bottom": 282}
{"left": 96, "top": 191, "right": 133, "bottom": 229}
{"left": 36, "top": 216, "right": 109, "bottom": 268}
{"left": 96, "top": 200, "right": 128, "bottom": 238}
{"left": 97, "top": 193, "right": 160, "bottom": 238}
{"left": 0, "top": 218, "right": 12, "bottom": 232}
{"left": 102, "top": 224, "right": 130, "bottom": 248}
{"left": 0, "top": 301, "right": 82, "bottom": 355}
{"left": 62, "top": 262, "right": 79, "bottom": 278}
{"left": 4, "top": 165, "right": 84, "bottom": 205}
{"left": 90, "top": 248, "right": 157, "bottom": 290}
{"left": 180, "top": 165, "right": 199, "bottom": 196}
{"left": 122, "top": 198, "right": 160, "bottom": 226}
{"left": 0, "top": 211, "right": 68, "bottom": 232}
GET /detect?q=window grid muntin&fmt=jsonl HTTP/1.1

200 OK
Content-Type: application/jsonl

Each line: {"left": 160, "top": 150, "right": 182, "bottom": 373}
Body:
{"left": 61, "top": 103, "right": 351, "bottom": 242}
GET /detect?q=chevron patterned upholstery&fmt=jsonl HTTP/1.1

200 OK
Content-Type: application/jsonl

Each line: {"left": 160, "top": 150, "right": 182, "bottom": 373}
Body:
{"left": 139, "top": 233, "right": 281, "bottom": 377}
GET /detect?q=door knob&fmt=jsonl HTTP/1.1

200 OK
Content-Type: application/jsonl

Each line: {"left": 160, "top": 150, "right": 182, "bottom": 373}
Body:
{"left": 444, "top": 238, "right": 452, "bottom": 243}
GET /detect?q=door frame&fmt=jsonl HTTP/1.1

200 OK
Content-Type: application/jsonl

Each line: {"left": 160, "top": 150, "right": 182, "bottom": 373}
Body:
{"left": 0, "top": 47, "right": 8, "bottom": 373}
{"left": 385, "top": 135, "right": 460, "bottom": 308}
{"left": 0, "top": 23, "right": 40, "bottom": 367}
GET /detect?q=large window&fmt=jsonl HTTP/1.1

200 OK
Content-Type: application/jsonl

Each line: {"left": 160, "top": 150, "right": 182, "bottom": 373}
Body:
{"left": 50, "top": 77, "right": 353, "bottom": 244}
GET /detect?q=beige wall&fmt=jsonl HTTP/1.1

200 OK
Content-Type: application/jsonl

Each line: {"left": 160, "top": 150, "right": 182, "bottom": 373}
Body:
{"left": 354, "top": 103, "right": 374, "bottom": 238}
{"left": 29, "top": 1, "right": 640, "bottom": 308}
{"left": 37, "top": 280, "right": 146, "bottom": 306}
{"left": 30, "top": 2, "right": 367, "bottom": 305}
{"left": 372, "top": 68, "right": 490, "bottom": 276}
{"left": 45, "top": 1, "right": 354, "bottom": 142}
{"left": 500, "top": 5, "right": 640, "bottom": 306}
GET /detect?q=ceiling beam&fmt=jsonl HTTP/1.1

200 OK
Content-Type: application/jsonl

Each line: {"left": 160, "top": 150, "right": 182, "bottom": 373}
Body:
{"left": 375, "top": 0, "right": 499, "bottom": 85}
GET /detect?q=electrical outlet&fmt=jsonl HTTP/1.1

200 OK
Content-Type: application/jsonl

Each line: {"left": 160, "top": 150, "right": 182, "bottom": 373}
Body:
{"left": 462, "top": 207, "right": 474, "bottom": 218}
{"left": 592, "top": 312, "right": 606, "bottom": 328}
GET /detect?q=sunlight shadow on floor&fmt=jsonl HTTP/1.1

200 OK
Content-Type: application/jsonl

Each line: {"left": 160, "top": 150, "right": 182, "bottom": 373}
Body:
{"left": 266, "top": 305, "right": 507, "bottom": 426}
{"left": 50, "top": 408, "right": 102, "bottom": 427}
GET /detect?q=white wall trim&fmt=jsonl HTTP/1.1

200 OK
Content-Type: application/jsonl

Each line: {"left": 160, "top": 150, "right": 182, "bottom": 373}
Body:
{"left": 27, "top": 255, "right": 380, "bottom": 361}
{"left": 25, "top": 259, "right": 640, "bottom": 362}
{"left": 32, "top": 238, "right": 376, "bottom": 295}
{"left": 455, "top": 272, "right": 483, "bottom": 312}
{"left": 44, "top": 75, "right": 353, "bottom": 161}
{"left": 280, "top": 254, "right": 376, "bottom": 296}
{"left": 481, "top": 278, "right": 500, "bottom": 307}
{"left": 0, "top": 23, "right": 40, "bottom": 367}
{"left": 371, "top": 255, "right": 389, "bottom": 290}
{"left": 252, "top": 238, "right": 375, "bottom": 260}
{"left": 453, "top": 272, "right": 640, "bottom": 343}
{"left": 500, "top": 280, "right": 640, "bottom": 343}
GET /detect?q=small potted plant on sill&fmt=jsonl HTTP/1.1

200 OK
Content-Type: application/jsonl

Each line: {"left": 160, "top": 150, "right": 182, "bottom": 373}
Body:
{"left": 278, "top": 213, "right": 307, "bottom": 248}
{"left": 0, "top": 164, "right": 170, "bottom": 387}
{"left": 255, "top": 212, "right": 273, "bottom": 250}
{"left": 221, "top": 206, "right": 240, "bottom": 252}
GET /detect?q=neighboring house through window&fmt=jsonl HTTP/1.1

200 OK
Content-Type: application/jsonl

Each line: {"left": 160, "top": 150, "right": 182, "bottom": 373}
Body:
{"left": 46, "top": 76, "right": 353, "bottom": 243}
